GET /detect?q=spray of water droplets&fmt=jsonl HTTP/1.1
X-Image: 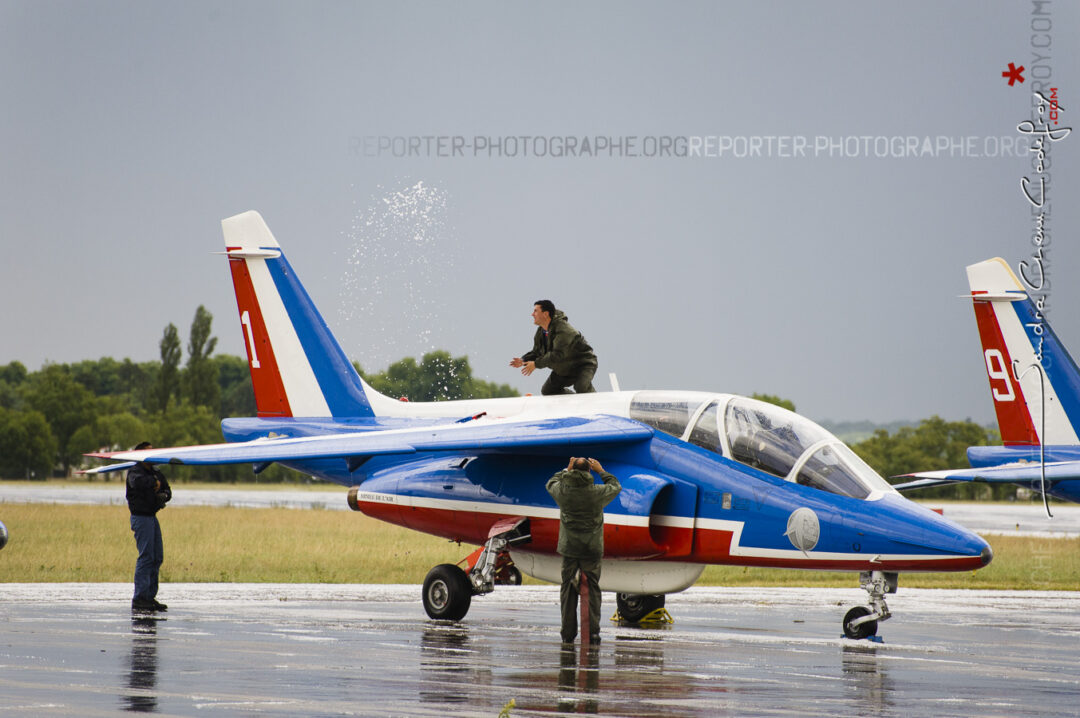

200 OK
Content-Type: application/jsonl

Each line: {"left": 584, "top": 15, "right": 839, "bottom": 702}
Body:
{"left": 338, "top": 181, "right": 458, "bottom": 373}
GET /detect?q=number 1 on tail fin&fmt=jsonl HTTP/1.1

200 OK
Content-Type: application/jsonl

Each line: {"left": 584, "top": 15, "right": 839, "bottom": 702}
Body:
{"left": 240, "top": 310, "right": 261, "bottom": 369}
{"left": 221, "top": 211, "right": 376, "bottom": 419}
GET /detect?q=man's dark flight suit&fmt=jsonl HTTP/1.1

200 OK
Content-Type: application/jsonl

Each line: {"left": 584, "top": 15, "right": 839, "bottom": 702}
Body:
{"left": 522, "top": 311, "right": 598, "bottom": 395}
{"left": 546, "top": 467, "right": 621, "bottom": 643}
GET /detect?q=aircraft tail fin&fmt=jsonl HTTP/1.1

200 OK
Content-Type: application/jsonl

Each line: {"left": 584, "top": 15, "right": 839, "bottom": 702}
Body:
{"left": 966, "top": 258, "right": 1080, "bottom": 446}
{"left": 221, "top": 211, "right": 376, "bottom": 418}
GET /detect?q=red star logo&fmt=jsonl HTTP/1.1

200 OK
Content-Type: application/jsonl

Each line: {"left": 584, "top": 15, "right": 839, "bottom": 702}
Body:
{"left": 1002, "top": 62, "right": 1025, "bottom": 86}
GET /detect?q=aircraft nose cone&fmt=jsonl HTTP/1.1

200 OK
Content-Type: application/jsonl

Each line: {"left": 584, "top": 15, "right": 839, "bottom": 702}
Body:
{"left": 871, "top": 495, "right": 992, "bottom": 571}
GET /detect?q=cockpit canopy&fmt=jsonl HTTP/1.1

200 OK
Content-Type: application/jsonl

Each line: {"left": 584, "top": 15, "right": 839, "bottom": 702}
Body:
{"left": 629, "top": 391, "right": 895, "bottom": 500}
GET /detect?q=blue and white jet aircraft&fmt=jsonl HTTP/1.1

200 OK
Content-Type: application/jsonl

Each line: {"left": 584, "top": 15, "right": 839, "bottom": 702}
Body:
{"left": 896, "top": 258, "right": 1080, "bottom": 514}
{"left": 90, "top": 211, "right": 992, "bottom": 639}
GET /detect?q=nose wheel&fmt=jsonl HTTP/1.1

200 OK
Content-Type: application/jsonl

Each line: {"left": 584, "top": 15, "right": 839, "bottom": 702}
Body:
{"left": 842, "top": 571, "right": 896, "bottom": 640}
{"left": 842, "top": 605, "right": 877, "bottom": 639}
{"left": 422, "top": 564, "right": 473, "bottom": 620}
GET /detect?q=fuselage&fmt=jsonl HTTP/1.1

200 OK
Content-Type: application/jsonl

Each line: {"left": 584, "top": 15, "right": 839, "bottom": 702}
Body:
{"left": 223, "top": 388, "right": 992, "bottom": 591}
{"left": 967, "top": 445, "right": 1080, "bottom": 502}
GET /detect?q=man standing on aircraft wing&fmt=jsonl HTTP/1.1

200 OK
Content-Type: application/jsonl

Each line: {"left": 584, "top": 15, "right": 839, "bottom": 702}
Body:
{"left": 126, "top": 442, "right": 171, "bottom": 612}
{"left": 547, "top": 457, "right": 621, "bottom": 644}
{"left": 510, "top": 300, "right": 598, "bottom": 395}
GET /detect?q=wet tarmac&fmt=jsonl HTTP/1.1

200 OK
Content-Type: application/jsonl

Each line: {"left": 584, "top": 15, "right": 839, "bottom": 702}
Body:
{"left": 930, "top": 502, "right": 1080, "bottom": 538}
{"left": 1, "top": 583, "right": 1078, "bottom": 717}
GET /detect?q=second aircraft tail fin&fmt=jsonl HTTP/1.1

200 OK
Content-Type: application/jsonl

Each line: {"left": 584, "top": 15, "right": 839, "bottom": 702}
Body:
{"left": 966, "top": 258, "right": 1080, "bottom": 446}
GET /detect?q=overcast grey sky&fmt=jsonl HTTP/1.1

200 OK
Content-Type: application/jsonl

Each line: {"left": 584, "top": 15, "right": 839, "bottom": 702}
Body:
{"left": 1, "top": 1, "right": 1077, "bottom": 424}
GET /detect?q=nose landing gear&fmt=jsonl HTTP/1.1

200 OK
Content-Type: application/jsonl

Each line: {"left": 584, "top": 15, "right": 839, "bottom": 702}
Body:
{"left": 842, "top": 570, "right": 897, "bottom": 640}
{"left": 421, "top": 517, "right": 531, "bottom": 621}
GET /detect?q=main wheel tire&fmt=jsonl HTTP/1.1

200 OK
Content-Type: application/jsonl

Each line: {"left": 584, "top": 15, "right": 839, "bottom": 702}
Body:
{"left": 422, "top": 564, "right": 473, "bottom": 621}
{"left": 616, "top": 593, "right": 666, "bottom": 622}
{"left": 843, "top": 605, "right": 878, "bottom": 639}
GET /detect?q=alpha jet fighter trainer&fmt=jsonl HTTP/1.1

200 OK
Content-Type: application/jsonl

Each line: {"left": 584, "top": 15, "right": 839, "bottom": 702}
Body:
{"left": 89, "top": 211, "right": 992, "bottom": 639}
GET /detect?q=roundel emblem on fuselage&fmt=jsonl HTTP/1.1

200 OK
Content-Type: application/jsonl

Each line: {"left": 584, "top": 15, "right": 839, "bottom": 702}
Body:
{"left": 785, "top": 507, "right": 820, "bottom": 552}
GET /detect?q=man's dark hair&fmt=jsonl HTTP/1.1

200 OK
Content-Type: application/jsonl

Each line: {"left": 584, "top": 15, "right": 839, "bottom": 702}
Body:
{"left": 133, "top": 441, "right": 152, "bottom": 451}
{"left": 534, "top": 299, "right": 556, "bottom": 317}
{"left": 572, "top": 458, "right": 590, "bottom": 471}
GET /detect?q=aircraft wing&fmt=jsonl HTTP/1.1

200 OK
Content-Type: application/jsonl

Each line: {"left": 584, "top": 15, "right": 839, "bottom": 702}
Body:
{"left": 86, "top": 414, "right": 653, "bottom": 472}
{"left": 892, "top": 460, "right": 1080, "bottom": 491}
{"left": 78, "top": 461, "right": 137, "bottom": 476}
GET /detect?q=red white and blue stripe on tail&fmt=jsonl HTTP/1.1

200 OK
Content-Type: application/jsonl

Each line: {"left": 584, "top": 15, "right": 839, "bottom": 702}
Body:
{"left": 222, "top": 211, "right": 375, "bottom": 419}
{"left": 967, "top": 258, "right": 1080, "bottom": 447}
{"left": 890, "top": 258, "right": 1080, "bottom": 503}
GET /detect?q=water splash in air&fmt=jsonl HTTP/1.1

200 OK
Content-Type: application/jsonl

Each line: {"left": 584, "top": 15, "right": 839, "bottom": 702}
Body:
{"left": 338, "top": 181, "right": 456, "bottom": 372}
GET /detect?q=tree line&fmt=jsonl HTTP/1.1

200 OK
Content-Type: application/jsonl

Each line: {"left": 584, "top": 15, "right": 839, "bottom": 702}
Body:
{"left": 0, "top": 311, "right": 1006, "bottom": 498}
{"left": 851, "top": 416, "right": 1008, "bottom": 500}
{"left": 0, "top": 307, "right": 515, "bottom": 482}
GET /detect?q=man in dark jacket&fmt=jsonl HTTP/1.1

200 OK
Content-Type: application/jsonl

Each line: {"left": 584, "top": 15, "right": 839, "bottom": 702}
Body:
{"left": 510, "top": 300, "right": 598, "bottom": 395}
{"left": 546, "top": 457, "right": 621, "bottom": 644}
{"left": 126, "top": 442, "right": 171, "bottom": 612}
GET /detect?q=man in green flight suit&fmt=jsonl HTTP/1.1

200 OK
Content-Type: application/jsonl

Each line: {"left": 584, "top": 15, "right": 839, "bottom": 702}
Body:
{"left": 546, "top": 457, "right": 622, "bottom": 644}
{"left": 510, "top": 299, "right": 598, "bottom": 395}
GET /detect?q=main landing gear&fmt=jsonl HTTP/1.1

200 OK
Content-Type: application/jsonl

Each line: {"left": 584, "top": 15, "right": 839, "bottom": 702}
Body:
{"left": 842, "top": 570, "right": 897, "bottom": 640}
{"left": 421, "top": 517, "right": 530, "bottom": 621}
{"left": 613, "top": 593, "right": 670, "bottom": 624}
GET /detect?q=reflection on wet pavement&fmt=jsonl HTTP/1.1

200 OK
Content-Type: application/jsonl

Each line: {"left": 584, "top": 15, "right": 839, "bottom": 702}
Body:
{"left": 0, "top": 584, "right": 1077, "bottom": 717}
{"left": 122, "top": 615, "right": 162, "bottom": 713}
{"left": 841, "top": 643, "right": 892, "bottom": 717}
{"left": 557, "top": 645, "right": 599, "bottom": 714}
{"left": 419, "top": 625, "right": 485, "bottom": 705}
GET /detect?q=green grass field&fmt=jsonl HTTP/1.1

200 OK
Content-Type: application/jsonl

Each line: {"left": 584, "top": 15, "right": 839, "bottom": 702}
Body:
{"left": 1, "top": 502, "right": 1077, "bottom": 589}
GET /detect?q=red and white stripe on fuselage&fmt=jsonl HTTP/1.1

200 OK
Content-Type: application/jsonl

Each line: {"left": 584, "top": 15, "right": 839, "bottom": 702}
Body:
{"left": 348, "top": 490, "right": 984, "bottom": 591}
